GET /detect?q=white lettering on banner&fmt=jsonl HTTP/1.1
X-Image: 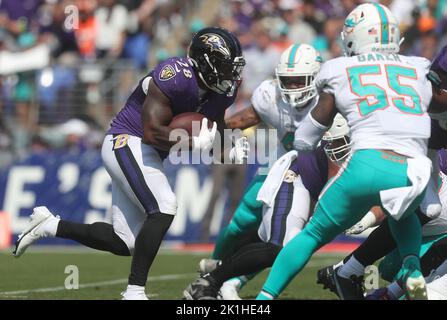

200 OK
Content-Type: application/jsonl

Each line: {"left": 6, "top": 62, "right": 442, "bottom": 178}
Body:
{"left": 4, "top": 167, "right": 45, "bottom": 234}
{"left": 85, "top": 168, "right": 112, "bottom": 223}
{"left": 169, "top": 167, "right": 214, "bottom": 236}
{"left": 58, "top": 163, "right": 79, "bottom": 193}
{"left": 88, "top": 168, "right": 111, "bottom": 210}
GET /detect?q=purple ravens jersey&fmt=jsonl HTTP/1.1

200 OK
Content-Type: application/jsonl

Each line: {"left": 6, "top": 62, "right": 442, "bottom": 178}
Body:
{"left": 108, "top": 57, "right": 236, "bottom": 139}
{"left": 439, "top": 149, "right": 447, "bottom": 175}
{"left": 429, "top": 119, "right": 447, "bottom": 150}
{"left": 289, "top": 146, "right": 329, "bottom": 201}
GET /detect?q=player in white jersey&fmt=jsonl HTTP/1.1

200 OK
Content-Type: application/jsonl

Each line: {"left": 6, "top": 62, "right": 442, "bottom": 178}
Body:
{"left": 256, "top": 3, "right": 437, "bottom": 300}
{"left": 199, "top": 43, "right": 322, "bottom": 274}
{"left": 359, "top": 167, "right": 447, "bottom": 300}
{"left": 315, "top": 45, "right": 447, "bottom": 299}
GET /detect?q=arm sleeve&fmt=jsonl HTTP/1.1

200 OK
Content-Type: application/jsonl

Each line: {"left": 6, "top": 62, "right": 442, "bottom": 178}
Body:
{"left": 293, "top": 112, "right": 328, "bottom": 151}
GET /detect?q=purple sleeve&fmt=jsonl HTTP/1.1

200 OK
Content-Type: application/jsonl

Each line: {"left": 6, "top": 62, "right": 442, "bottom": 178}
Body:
{"left": 432, "top": 45, "right": 447, "bottom": 71}
{"left": 150, "top": 58, "right": 199, "bottom": 110}
{"left": 429, "top": 120, "right": 447, "bottom": 150}
{"left": 439, "top": 149, "right": 447, "bottom": 175}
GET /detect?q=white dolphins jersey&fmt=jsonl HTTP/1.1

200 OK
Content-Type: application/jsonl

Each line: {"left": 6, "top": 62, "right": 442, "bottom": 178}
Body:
{"left": 251, "top": 79, "right": 318, "bottom": 158}
{"left": 316, "top": 53, "right": 433, "bottom": 158}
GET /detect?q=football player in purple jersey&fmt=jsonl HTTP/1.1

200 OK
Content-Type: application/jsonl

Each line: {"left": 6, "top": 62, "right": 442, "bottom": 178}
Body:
{"left": 13, "top": 27, "right": 246, "bottom": 300}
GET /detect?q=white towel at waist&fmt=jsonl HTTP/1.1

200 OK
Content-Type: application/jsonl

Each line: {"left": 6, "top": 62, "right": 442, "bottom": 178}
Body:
{"left": 257, "top": 150, "right": 298, "bottom": 207}
{"left": 380, "top": 156, "right": 432, "bottom": 221}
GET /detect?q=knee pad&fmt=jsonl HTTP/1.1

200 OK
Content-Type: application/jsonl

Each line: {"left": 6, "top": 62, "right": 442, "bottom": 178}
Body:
{"left": 420, "top": 178, "right": 442, "bottom": 219}
{"left": 422, "top": 203, "right": 442, "bottom": 220}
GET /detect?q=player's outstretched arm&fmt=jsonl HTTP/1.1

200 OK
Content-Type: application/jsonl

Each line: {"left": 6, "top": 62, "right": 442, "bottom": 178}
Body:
{"left": 293, "top": 92, "right": 337, "bottom": 151}
{"left": 224, "top": 105, "right": 261, "bottom": 130}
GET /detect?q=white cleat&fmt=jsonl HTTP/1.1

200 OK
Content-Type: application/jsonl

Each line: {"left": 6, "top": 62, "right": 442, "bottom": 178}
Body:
{"left": 406, "top": 275, "right": 428, "bottom": 300}
{"left": 198, "top": 258, "right": 221, "bottom": 275}
{"left": 121, "top": 285, "right": 149, "bottom": 300}
{"left": 220, "top": 280, "right": 242, "bottom": 300}
{"left": 13, "top": 206, "right": 59, "bottom": 258}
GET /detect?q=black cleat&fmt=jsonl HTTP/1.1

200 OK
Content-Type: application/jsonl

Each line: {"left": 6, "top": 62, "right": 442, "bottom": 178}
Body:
{"left": 332, "top": 268, "right": 364, "bottom": 300}
{"left": 317, "top": 265, "right": 337, "bottom": 294}
{"left": 183, "top": 275, "right": 220, "bottom": 300}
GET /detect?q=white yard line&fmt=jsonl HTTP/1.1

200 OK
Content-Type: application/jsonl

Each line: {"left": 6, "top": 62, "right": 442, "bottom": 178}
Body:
{"left": 0, "top": 273, "right": 194, "bottom": 296}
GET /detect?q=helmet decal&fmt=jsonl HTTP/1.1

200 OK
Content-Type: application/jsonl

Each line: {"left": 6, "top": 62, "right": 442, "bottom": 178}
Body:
{"left": 341, "top": 3, "right": 400, "bottom": 56}
{"left": 344, "top": 11, "right": 365, "bottom": 32}
{"left": 373, "top": 3, "right": 389, "bottom": 44}
{"left": 199, "top": 34, "right": 231, "bottom": 57}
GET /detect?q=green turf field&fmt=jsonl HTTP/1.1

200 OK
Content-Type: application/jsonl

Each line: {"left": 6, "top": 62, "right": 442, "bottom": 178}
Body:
{"left": 0, "top": 248, "right": 345, "bottom": 300}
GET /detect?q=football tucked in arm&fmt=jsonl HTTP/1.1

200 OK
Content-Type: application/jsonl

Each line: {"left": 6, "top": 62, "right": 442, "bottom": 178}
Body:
{"left": 168, "top": 112, "right": 211, "bottom": 136}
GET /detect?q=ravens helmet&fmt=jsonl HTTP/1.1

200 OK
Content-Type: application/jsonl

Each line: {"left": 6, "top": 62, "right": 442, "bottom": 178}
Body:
{"left": 188, "top": 27, "right": 245, "bottom": 97}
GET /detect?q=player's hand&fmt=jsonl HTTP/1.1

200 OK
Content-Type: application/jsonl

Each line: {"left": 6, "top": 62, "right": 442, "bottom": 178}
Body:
{"left": 192, "top": 118, "right": 217, "bottom": 151}
{"left": 230, "top": 136, "right": 249, "bottom": 164}
{"left": 345, "top": 222, "right": 367, "bottom": 235}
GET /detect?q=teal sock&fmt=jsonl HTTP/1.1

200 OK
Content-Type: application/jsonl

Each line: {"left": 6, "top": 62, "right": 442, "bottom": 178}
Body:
{"left": 260, "top": 229, "right": 319, "bottom": 297}
{"left": 388, "top": 214, "right": 423, "bottom": 284}
{"left": 387, "top": 213, "right": 421, "bottom": 261}
{"left": 396, "top": 255, "right": 423, "bottom": 281}
{"left": 235, "top": 272, "right": 260, "bottom": 289}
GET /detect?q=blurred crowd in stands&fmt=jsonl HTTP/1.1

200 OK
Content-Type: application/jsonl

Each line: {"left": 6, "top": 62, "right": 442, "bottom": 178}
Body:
{"left": 0, "top": 0, "right": 447, "bottom": 169}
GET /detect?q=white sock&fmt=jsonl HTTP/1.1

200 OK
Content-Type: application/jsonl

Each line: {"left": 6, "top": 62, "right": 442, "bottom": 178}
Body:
{"left": 259, "top": 290, "right": 274, "bottom": 300}
{"left": 333, "top": 259, "right": 344, "bottom": 269}
{"left": 387, "top": 281, "right": 404, "bottom": 299}
{"left": 36, "top": 216, "right": 60, "bottom": 237}
{"left": 338, "top": 256, "right": 365, "bottom": 279}
{"left": 224, "top": 277, "right": 243, "bottom": 290}
{"left": 126, "top": 284, "right": 145, "bottom": 292}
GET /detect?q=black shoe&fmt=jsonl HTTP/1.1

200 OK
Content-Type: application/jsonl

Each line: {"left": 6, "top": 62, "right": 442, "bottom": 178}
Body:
{"left": 317, "top": 265, "right": 337, "bottom": 294}
{"left": 332, "top": 268, "right": 364, "bottom": 300}
{"left": 183, "top": 275, "right": 220, "bottom": 300}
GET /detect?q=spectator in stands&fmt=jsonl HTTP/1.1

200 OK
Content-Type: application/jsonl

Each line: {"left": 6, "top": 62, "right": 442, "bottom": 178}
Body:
{"left": 121, "top": 0, "right": 157, "bottom": 70}
{"left": 240, "top": 20, "right": 280, "bottom": 100}
{"left": 279, "top": 0, "right": 316, "bottom": 46}
{"left": 39, "top": 0, "right": 79, "bottom": 59}
{"left": 95, "top": 0, "right": 128, "bottom": 59}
